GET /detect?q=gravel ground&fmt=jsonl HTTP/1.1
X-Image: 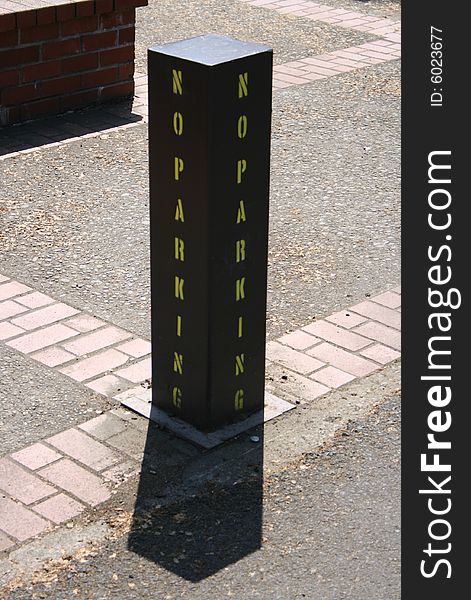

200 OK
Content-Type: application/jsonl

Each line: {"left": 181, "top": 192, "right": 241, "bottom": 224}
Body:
{"left": 135, "top": 0, "right": 374, "bottom": 75}
{"left": 0, "top": 60, "right": 399, "bottom": 340}
{"left": 3, "top": 390, "right": 400, "bottom": 599}
{"left": 320, "top": 0, "right": 401, "bottom": 19}
{"left": 0, "top": 345, "right": 111, "bottom": 455}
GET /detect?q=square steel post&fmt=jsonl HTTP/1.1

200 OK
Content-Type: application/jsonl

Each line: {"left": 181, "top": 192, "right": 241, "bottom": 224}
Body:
{"left": 149, "top": 34, "right": 273, "bottom": 431}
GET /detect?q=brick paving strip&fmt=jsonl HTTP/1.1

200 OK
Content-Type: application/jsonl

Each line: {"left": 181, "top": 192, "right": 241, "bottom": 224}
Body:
{"left": 272, "top": 39, "right": 400, "bottom": 89}
{"left": 0, "top": 270, "right": 401, "bottom": 553}
{"left": 240, "top": 0, "right": 401, "bottom": 42}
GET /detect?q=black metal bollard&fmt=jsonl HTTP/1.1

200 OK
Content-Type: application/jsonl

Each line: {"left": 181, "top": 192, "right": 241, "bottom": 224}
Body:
{"left": 149, "top": 34, "right": 273, "bottom": 431}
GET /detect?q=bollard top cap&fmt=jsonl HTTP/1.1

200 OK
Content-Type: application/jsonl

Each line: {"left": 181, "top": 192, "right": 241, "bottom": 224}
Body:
{"left": 148, "top": 33, "right": 272, "bottom": 66}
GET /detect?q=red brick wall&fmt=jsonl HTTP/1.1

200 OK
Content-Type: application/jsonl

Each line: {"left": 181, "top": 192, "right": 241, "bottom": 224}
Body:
{"left": 0, "top": 0, "right": 148, "bottom": 126}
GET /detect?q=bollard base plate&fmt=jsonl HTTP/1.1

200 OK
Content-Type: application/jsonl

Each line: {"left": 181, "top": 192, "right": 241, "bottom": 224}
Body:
{"left": 118, "top": 391, "right": 294, "bottom": 449}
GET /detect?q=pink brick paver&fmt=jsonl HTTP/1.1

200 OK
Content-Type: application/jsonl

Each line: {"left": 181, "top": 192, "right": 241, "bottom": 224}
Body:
{"left": 325, "top": 310, "right": 367, "bottom": 329}
{"left": 332, "top": 49, "right": 370, "bottom": 61}
{"left": 58, "top": 348, "right": 129, "bottom": 382}
{"left": 267, "top": 369, "right": 330, "bottom": 404}
{"left": 277, "top": 330, "right": 321, "bottom": 350}
{"left": 0, "top": 531, "right": 14, "bottom": 552}
{"left": 266, "top": 340, "right": 325, "bottom": 374}
{"left": 0, "top": 300, "right": 27, "bottom": 320}
{"left": 359, "top": 48, "right": 397, "bottom": 60}
{"left": 0, "top": 496, "right": 50, "bottom": 542}
{"left": 277, "top": 4, "right": 310, "bottom": 14}
{"left": 370, "top": 291, "right": 401, "bottom": 309}
{"left": 15, "top": 292, "right": 54, "bottom": 309}
{"left": 295, "top": 71, "right": 325, "bottom": 82}
{"left": 300, "top": 57, "right": 347, "bottom": 71}
{"left": 47, "top": 428, "right": 121, "bottom": 472}
{"left": 64, "top": 314, "right": 106, "bottom": 332}
{"left": 329, "top": 56, "right": 365, "bottom": 68}
{"left": 0, "top": 281, "right": 31, "bottom": 301}
{"left": 307, "top": 342, "right": 378, "bottom": 377}
{"left": 11, "top": 303, "right": 80, "bottom": 331}
{"left": 11, "top": 443, "right": 62, "bottom": 471}
{"left": 310, "top": 365, "right": 355, "bottom": 388}
{"left": 275, "top": 64, "right": 313, "bottom": 77}
{"left": 302, "top": 320, "right": 371, "bottom": 351}
{"left": 273, "top": 80, "right": 292, "bottom": 89}
{"left": 0, "top": 322, "right": 24, "bottom": 340}
{"left": 38, "top": 459, "right": 111, "bottom": 506}
{"left": 6, "top": 323, "right": 79, "bottom": 354}
{"left": 0, "top": 458, "right": 57, "bottom": 505}
{"left": 349, "top": 300, "right": 401, "bottom": 330}
{"left": 353, "top": 321, "right": 401, "bottom": 351}
{"left": 361, "top": 41, "right": 400, "bottom": 53}
{"left": 85, "top": 374, "right": 129, "bottom": 396}
{"left": 367, "top": 26, "right": 397, "bottom": 35}
{"left": 116, "top": 338, "right": 152, "bottom": 358}
{"left": 78, "top": 412, "right": 128, "bottom": 441}
{"left": 360, "top": 343, "right": 401, "bottom": 365}
{"left": 273, "top": 71, "right": 311, "bottom": 85}
{"left": 385, "top": 33, "right": 401, "bottom": 43}
{"left": 0, "top": 275, "right": 9, "bottom": 283}
{"left": 300, "top": 63, "right": 339, "bottom": 76}
{"left": 359, "top": 43, "right": 399, "bottom": 55}
{"left": 32, "top": 493, "right": 85, "bottom": 524}
{"left": 61, "top": 325, "right": 132, "bottom": 356}
{"left": 31, "top": 346, "right": 76, "bottom": 367}
{"left": 114, "top": 356, "right": 151, "bottom": 383}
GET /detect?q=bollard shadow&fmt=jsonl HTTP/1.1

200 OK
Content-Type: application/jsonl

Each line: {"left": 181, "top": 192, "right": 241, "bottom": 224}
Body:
{"left": 0, "top": 100, "right": 144, "bottom": 157}
{"left": 127, "top": 415, "right": 264, "bottom": 582}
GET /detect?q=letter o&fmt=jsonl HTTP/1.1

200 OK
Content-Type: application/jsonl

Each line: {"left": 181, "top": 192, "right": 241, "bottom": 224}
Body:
{"left": 428, "top": 212, "right": 452, "bottom": 230}
{"left": 428, "top": 518, "right": 451, "bottom": 541}
{"left": 173, "top": 111, "right": 184, "bottom": 136}
{"left": 428, "top": 188, "right": 451, "bottom": 210}
{"left": 237, "top": 115, "right": 248, "bottom": 139}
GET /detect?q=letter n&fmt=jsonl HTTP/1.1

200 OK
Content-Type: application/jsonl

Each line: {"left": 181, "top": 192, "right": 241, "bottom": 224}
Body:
{"left": 238, "top": 72, "right": 248, "bottom": 98}
{"left": 235, "top": 353, "right": 245, "bottom": 376}
{"left": 172, "top": 69, "right": 183, "bottom": 95}
{"left": 173, "top": 352, "right": 183, "bottom": 375}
